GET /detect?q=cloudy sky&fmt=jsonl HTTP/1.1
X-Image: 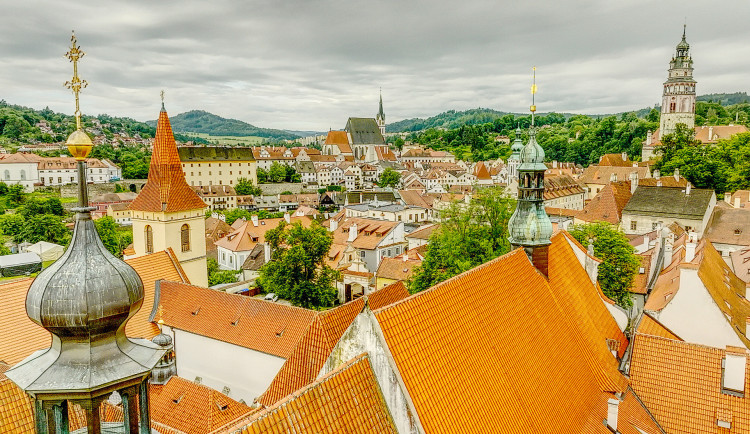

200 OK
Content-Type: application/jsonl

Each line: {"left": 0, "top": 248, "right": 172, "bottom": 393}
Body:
{"left": 2, "top": 1, "right": 750, "bottom": 132}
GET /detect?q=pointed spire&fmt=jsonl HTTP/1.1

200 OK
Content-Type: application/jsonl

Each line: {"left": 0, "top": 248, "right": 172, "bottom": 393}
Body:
{"left": 378, "top": 88, "right": 385, "bottom": 119}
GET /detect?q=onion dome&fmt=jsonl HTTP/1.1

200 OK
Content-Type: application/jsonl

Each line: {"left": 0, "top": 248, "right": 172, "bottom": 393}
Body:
{"left": 152, "top": 332, "right": 173, "bottom": 347}
{"left": 518, "top": 129, "right": 548, "bottom": 171}
{"left": 511, "top": 127, "right": 524, "bottom": 152}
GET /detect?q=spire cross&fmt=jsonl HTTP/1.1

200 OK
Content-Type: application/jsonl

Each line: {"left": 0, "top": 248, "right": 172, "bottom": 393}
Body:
{"left": 64, "top": 31, "right": 88, "bottom": 130}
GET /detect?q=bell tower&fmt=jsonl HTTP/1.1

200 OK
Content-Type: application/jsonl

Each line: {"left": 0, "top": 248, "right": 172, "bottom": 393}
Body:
{"left": 376, "top": 89, "right": 386, "bottom": 136}
{"left": 659, "top": 25, "right": 696, "bottom": 139}
{"left": 507, "top": 67, "right": 553, "bottom": 276}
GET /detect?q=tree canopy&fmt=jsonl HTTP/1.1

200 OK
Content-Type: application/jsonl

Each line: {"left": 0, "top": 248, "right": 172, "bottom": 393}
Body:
{"left": 409, "top": 187, "right": 515, "bottom": 293}
{"left": 258, "top": 221, "right": 339, "bottom": 309}
{"left": 568, "top": 222, "right": 639, "bottom": 308}
{"left": 378, "top": 167, "right": 401, "bottom": 188}
{"left": 235, "top": 177, "right": 262, "bottom": 196}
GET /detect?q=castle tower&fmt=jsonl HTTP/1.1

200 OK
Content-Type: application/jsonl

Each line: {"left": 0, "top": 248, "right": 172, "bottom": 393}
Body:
{"left": 6, "top": 33, "right": 166, "bottom": 434}
{"left": 659, "top": 25, "right": 695, "bottom": 139}
{"left": 507, "top": 68, "right": 553, "bottom": 276}
{"left": 129, "top": 96, "right": 208, "bottom": 286}
{"left": 376, "top": 90, "right": 386, "bottom": 136}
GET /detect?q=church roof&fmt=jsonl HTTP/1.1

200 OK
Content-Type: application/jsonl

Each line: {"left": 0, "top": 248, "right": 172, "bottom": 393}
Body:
{"left": 129, "top": 108, "right": 207, "bottom": 213}
{"left": 623, "top": 186, "right": 714, "bottom": 219}
{"left": 345, "top": 118, "right": 385, "bottom": 145}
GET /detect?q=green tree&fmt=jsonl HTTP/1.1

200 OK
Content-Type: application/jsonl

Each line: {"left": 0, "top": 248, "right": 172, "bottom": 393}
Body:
{"left": 568, "top": 222, "right": 639, "bottom": 308}
{"left": 394, "top": 137, "right": 405, "bottom": 151}
{"left": 0, "top": 182, "right": 8, "bottom": 195}
{"left": 378, "top": 167, "right": 401, "bottom": 188}
{"left": 7, "top": 184, "right": 25, "bottom": 207}
{"left": 235, "top": 177, "right": 261, "bottom": 196}
{"left": 258, "top": 221, "right": 339, "bottom": 309}
{"left": 257, "top": 168, "right": 268, "bottom": 183}
{"left": 269, "top": 163, "right": 286, "bottom": 183}
{"left": 207, "top": 258, "right": 239, "bottom": 286}
{"left": 410, "top": 187, "right": 515, "bottom": 293}
{"left": 0, "top": 214, "right": 24, "bottom": 240}
{"left": 94, "top": 216, "right": 124, "bottom": 257}
{"left": 20, "top": 215, "right": 71, "bottom": 245}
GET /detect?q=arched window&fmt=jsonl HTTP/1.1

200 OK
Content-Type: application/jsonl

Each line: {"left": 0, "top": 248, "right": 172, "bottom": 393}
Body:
{"left": 181, "top": 224, "right": 190, "bottom": 252}
{"left": 145, "top": 225, "right": 153, "bottom": 254}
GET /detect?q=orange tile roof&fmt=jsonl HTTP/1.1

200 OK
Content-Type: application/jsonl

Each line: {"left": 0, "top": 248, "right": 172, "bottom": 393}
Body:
{"left": 405, "top": 223, "right": 438, "bottom": 240}
{"left": 376, "top": 256, "right": 422, "bottom": 281}
{"left": 599, "top": 153, "right": 634, "bottom": 167}
{"left": 636, "top": 312, "right": 682, "bottom": 341}
{"left": 638, "top": 176, "right": 688, "bottom": 188}
{"left": 580, "top": 165, "right": 649, "bottom": 185}
{"left": 577, "top": 181, "right": 632, "bottom": 224}
{"left": 158, "top": 281, "right": 316, "bottom": 358}
{"left": 214, "top": 216, "right": 312, "bottom": 252}
{"left": 231, "top": 354, "right": 397, "bottom": 434}
{"left": 472, "top": 161, "right": 491, "bottom": 180}
{"left": 629, "top": 333, "right": 750, "bottom": 433}
{"left": 331, "top": 217, "right": 400, "bottom": 251}
{"left": 372, "top": 241, "right": 632, "bottom": 432}
{"left": 150, "top": 376, "right": 253, "bottom": 434}
{"left": 258, "top": 282, "right": 409, "bottom": 407}
{"left": 0, "top": 250, "right": 186, "bottom": 366}
{"left": 608, "top": 388, "right": 667, "bottom": 434}
{"left": 129, "top": 109, "right": 207, "bottom": 213}
{"left": 0, "top": 375, "right": 34, "bottom": 433}
{"left": 694, "top": 124, "right": 749, "bottom": 143}
{"left": 730, "top": 246, "right": 750, "bottom": 285}
{"left": 543, "top": 173, "right": 586, "bottom": 200}
{"left": 631, "top": 251, "right": 653, "bottom": 295}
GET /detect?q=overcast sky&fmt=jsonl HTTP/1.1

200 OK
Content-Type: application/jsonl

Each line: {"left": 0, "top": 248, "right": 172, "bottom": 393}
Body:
{"left": 2, "top": 1, "right": 750, "bottom": 132}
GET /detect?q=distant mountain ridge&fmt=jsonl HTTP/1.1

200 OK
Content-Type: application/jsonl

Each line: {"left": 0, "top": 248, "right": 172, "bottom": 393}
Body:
{"left": 148, "top": 110, "right": 300, "bottom": 141}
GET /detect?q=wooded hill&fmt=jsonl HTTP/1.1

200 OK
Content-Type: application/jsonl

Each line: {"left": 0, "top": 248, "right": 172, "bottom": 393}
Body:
{"left": 149, "top": 110, "right": 300, "bottom": 141}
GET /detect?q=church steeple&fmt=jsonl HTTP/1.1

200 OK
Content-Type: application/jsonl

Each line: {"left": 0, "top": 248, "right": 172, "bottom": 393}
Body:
{"left": 507, "top": 68, "right": 553, "bottom": 276}
{"left": 659, "top": 25, "right": 695, "bottom": 139}
{"left": 376, "top": 89, "right": 386, "bottom": 136}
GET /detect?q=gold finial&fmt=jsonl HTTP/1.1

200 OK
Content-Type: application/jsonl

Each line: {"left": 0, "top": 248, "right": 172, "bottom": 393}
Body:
{"left": 530, "top": 66, "right": 537, "bottom": 127}
{"left": 64, "top": 31, "right": 93, "bottom": 161}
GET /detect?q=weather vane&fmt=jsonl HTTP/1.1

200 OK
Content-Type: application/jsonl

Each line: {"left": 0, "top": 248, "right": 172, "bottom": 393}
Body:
{"left": 64, "top": 31, "right": 88, "bottom": 130}
{"left": 530, "top": 66, "right": 537, "bottom": 127}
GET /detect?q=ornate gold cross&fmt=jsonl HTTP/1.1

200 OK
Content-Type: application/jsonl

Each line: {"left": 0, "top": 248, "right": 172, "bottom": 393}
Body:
{"left": 64, "top": 31, "right": 88, "bottom": 130}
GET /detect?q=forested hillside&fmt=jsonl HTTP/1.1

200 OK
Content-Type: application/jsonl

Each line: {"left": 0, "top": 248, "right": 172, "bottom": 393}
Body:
{"left": 152, "top": 110, "right": 300, "bottom": 141}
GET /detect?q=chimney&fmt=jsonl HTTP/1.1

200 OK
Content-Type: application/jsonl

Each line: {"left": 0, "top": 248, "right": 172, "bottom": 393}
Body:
{"left": 402, "top": 252, "right": 408, "bottom": 262}
{"left": 657, "top": 180, "right": 662, "bottom": 187}
{"left": 218, "top": 214, "right": 226, "bottom": 222}
{"left": 708, "top": 126, "right": 714, "bottom": 140}
{"left": 722, "top": 347, "right": 747, "bottom": 395}
{"left": 348, "top": 223, "right": 358, "bottom": 242}
{"left": 284, "top": 212, "right": 291, "bottom": 224}
{"left": 263, "top": 243, "right": 271, "bottom": 263}
{"left": 646, "top": 130, "right": 652, "bottom": 146}
{"left": 584, "top": 239, "right": 599, "bottom": 284}
{"left": 553, "top": 160, "right": 558, "bottom": 168}
{"left": 621, "top": 152, "right": 627, "bottom": 162}
{"left": 606, "top": 398, "right": 620, "bottom": 432}
{"left": 663, "top": 231, "right": 674, "bottom": 269}
{"left": 211, "top": 212, "right": 218, "bottom": 219}
{"left": 610, "top": 172, "right": 617, "bottom": 182}
{"left": 724, "top": 193, "right": 732, "bottom": 204}
{"left": 686, "top": 183, "right": 691, "bottom": 195}
{"left": 251, "top": 214, "right": 259, "bottom": 227}
{"left": 629, "top": 172, "right": 638, "bottom": 194}
{"left": 735, "top": 197, "right": 741, "bottom": 209}
{"left": 329, "top": 218, "right": 338, "bottom": 232}
{"left": 674, "top": 167, "right": 680, "bottom": 181}
{"left": 654, "top": 169, "right": 660, "bottom": 179}
{"left": 641, "top": 233, "right": 650, "bottom": 252}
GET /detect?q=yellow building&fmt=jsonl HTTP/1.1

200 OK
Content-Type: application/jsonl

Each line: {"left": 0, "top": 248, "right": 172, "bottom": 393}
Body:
{"left": 178, "top": 146, "right": 257, "bottom": 188}
{"left": 128, "top": 105, "right": 209, "bottom": 287}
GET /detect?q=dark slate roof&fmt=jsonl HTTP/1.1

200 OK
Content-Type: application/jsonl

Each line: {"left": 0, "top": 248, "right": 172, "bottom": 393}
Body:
{"left": 623, "top": 186, "right": 714, "bottom": 219}
{"left": 296, "top": 161, "right": 316, "bottom": 173}
{"left": 177, "top": 146, "right": 256, "bottom": 162}
{"left": 345, "top": 118, "right": 385, "bottom": 145}
{"left": 346, "top": 191, "right": 397, "bottom": 204}
{"left": 240, "top": 243, "right": 266, "bottom": 271}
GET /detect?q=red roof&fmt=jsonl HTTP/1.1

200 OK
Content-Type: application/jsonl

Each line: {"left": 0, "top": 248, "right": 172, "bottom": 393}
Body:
{"left": 129, "top": 109, "right": 206, "bottom": 213}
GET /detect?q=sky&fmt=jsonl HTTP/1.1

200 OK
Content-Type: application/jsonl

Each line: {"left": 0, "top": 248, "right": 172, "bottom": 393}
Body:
{"left": 2, "top": 1, "right": 750, "bottom": 132}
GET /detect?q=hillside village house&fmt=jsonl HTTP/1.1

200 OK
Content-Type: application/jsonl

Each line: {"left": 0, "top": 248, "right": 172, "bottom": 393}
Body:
{"left": 0, "top": 153, "right": 120, "bottom": 191}
{"left": 178, "top": 146, "right": 257, "bottom": 187}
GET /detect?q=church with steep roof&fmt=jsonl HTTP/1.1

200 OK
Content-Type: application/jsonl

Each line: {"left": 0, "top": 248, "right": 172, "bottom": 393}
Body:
{"left": 128, "top": 100, "right": 208, "bottom": 286}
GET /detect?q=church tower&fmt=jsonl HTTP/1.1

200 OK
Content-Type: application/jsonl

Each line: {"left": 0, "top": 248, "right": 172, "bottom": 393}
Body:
{"left": 508, "top": 68, "right": 553, "bottom": 276}
{"left": 507, "top": 125, "right": 523, "bottom": 196}
{"left": 659, "top": 25, "right": 696, "bottom": 139}
{"left": 129, "top": 96, "right": 208, "bottom": 286}
{"left": 376, "top": 90, "right": 386, "bottom": 136}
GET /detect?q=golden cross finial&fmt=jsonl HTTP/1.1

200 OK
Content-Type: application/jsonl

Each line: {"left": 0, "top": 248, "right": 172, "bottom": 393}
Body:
{"left": 530, "top": 66, "right": 537, "bottom": 127}
{"left": 160, "top": 89, "right": 166, "bottom": 110}
{"left": 64, "top": 31, "right": 88, "bottom": 130}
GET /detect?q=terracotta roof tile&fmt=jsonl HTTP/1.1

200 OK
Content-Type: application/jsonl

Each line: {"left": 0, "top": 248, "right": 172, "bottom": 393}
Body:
{"left": 0, "top": 376, "right": 34, "bottom": 433}
{"left": 543, "top": 174, "right": 586, "bottom": 200}
{"left": 214, "top": 217, "right": 312, "bottom": 253}
{"left": 158, "top": 281, "right": 316, "bottom": 358}
{"left": 376, "top": 256, "right": 421, "bottom": 281}
{"left": 629, "top": 333, "right": 750, "bottom": 433}
{"left": 636, "top": 313, "right": 682, "bottom": 341}
{"left": 0, "top": 250, "right": 186, "bottom": 365}
{"left": 372, "top": 239, "right": 631, "bottom": 432}
{"left": 598, "top": 153, "right": 634, "bottom": 167}
{"left": 705, "top": 207, "right": 750, "bottom": 246}
{"left": 233, "top": 354, "right": 397, "bottom": 434}
{"left": 129, "top": 109, "right": 207, "bottom": 213}
{"left": 577, "top": 181, "right": 633, "bottom": 224}
{"left": 257, "top": 282, "right": 409, "bottom": 407}
{"left": 150, "top": 376, "right": 253, "bottom": 434}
